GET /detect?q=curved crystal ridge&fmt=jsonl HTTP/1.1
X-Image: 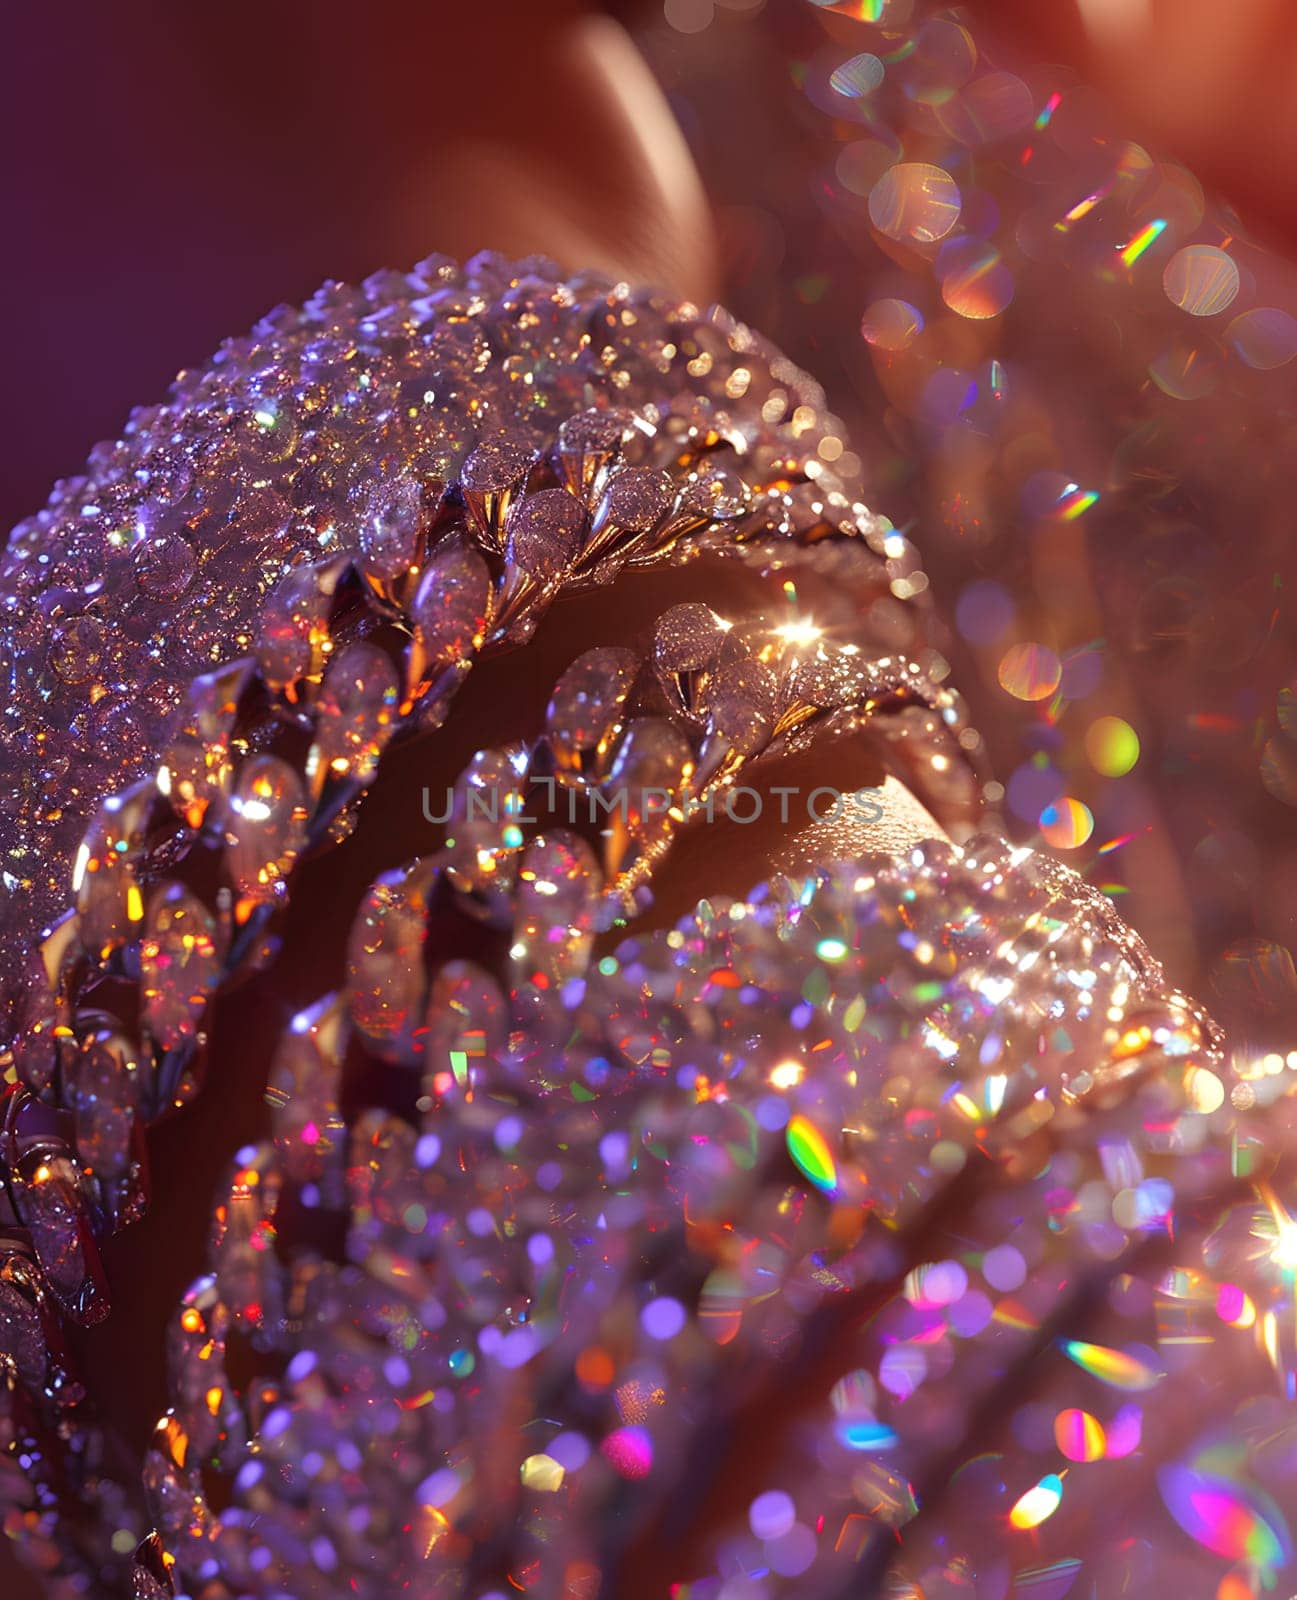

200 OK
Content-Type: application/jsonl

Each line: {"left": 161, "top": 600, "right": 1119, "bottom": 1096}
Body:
{"left": 0, "top": 254, "right": 916, "bottom": 1042}
{"left": 129, "top": 834, "right": 1281, "bottom": 1599}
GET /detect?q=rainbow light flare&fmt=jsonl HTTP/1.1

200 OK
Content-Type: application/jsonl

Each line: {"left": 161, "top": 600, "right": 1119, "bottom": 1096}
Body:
{"left": 787, "top": 1114, "right": 838, "bottom": 1193}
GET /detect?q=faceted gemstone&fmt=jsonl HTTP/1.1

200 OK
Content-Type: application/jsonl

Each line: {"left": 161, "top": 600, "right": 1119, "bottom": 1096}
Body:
{"left": 460, "top": 435, "right": 536, "bottom": 550}
{"left": 346, "top": 859, "right": 438, "bottom": 1062}
{"left": 555, "top": 407, "right": 638, "bottom": 505}
{"left": 359, "top": 475, "right": 428, "bottom": 583}
{"left": 73, "top": 777, "right": 159, "bottom": 959}
{"left": 409, "top": 536, "right": 492, "bottom": 678}
{"left": 224, "top": 754, "right": 308, "bottom": 905}
{"left": 307, "top": 641, "right": 399, "bottom": 798}
{"left": 440, "top": 744, "right": 533, "bottom": 913}
{"left": 700, "top": 655, "right": 779, "bottom": 750}
{"left": 140, "top": 883, "right": 224, "bottom": 1052}
{"left": 131, "top": 1533, "right": 176, "bottom": 1599}
{"left": 211, "top": 1147, "right": 284, "bottom": 1338}
{"left": 546, "top": 646, "right": 640, "bottom": 772}
{"left": 504, "top": 488, "right": 587, "bottom": 584}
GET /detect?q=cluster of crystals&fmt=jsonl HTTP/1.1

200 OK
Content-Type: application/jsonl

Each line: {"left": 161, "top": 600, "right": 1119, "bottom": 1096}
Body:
{"left": 0, "top": 250, "right": 948, "bottom": 1045}
{"left": 0, "top": 254, "right": 990, "bottom": 1587}
{"left": 649, "top": 1, "right": 1297, "bottom": 1045}
{"left": 125, "top": 830, "right": 1297, "bottom": 1599}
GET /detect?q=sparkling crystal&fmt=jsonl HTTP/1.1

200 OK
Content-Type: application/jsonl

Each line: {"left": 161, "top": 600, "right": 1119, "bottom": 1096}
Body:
{"left": 72, "top": 778, "right": 158, "bottom": 960}
{"left": 423, "top": 959, "right": 508, "bottom": 1101}
{"left": 359, "top": 475, "right": 428, "bottom": 583}
{"left": 307, "top": 641, "right": 399, "bottom": 799}
{"left": 70, "top": 1030, "right": 141, "bottom": 1184}
{"left": 546, "top": 646, "right": 640, "bottom": 772}
{"left": 140, "top": 883, "right": 224, "bottom": 1053}
{"left": 4, "top": 1089, "right": 109, "bottom": 1324}
{"left": 224, "top": 753, "right": 308, "bottom": 905}
{"left": 555, "top": 406, "right": 638, "bottom": 504}
{"left": 653, "top": 602, "right": 732, "bottom": 721}
{"left": 586, "top": 466, "right": 674, "bottom": 569}
{"left": 601, "top": 717, "right": 695, "bottom": 878}
{"left": 159, "top": 657, "right": 257, "bottom": 826}
{"left": 511, "top": 832, "right": 602, "bottom": 1028}
{"left": 256, "top": 562, "right": 338, "bottom": 696}
{"left": 267, "top": 998, "right": 346, "bottom": 1193}
{"left": 409, "top": 536, "right": 492, "bottom": 681}
{"left": 346, "top": 859, "right": 438, "bottom": 1062}
{"left": 460, "top": 435, "right": 536, "bottom": 550}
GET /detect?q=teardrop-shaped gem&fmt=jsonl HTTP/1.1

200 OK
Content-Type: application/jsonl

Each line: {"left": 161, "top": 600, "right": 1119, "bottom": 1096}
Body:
{"left": 159, "top": 657, "right": 257, "bottom": 826}
{"left": 423, "top": 960, "right": 509, "bottom": 1103}
{"left": 496, "top": 488, "right": 587, "bottom": 635}
{"left": 3, "top": 1087, "right": 110, "bottom": 1325}
{"left": 555, "top": 407, "right": 638, "bottom": 505}
{"left": 267, "top": 998, "right": 347, "bottom": 1196}
{"left": 358, "top": 475, "right": 428, "bottom": 584}
{"left": 546, "top": 646, "right": 640, "bottom": 774}
{"left": 692, "top": 655, "right": 780, "bottom": 790}
{"left": 510, "top": 832, "right": 602, "bottom": 1030}
{"left": 346, "top": 859, "right": 438, "bottom": 1062}
{"left": 70, "top": 1029, "right": 141, "bottom": 1185}
{"left": 440, "top": 744, "right": 533, "bottom": 914}
{"left": 0, "top": 1261, "right": 49, "bottom": 1389}
{"left": 211, "top": 1146, "right": 284, "bottom": 1338}
{"left": 224, "top": 753, "right": 308, "bottom": 907}
{"left": 504, "top": 488, "right": 586, "bottom": 584}
{"left": 7, "top": 946, "right": 72, "bottom": 1097}
{"left": 131, "top": 1533, "right": 176, "bottom": 1599}
{"left": 409, "top": 535, "right": 492, "bottom": 683}
{"left": 306, "top": 640, "right": 399, "bottom": 801}
{"left": 601, "top": 718, "right": 694, "bottom": 879}
{"left": 73, "top": 778, "right": 159, "bottom": 960}
{"left": 459, "top": 435, "right": 536, "bottom": 551}
{"left": 653, "top": 602, "right": 732, "bottom": 719}
{"left": 584, "top": 466, "right": 674, "bottom": 572}
{"left": 256, "top": 563, "right": 339, "bottom": 696}
{"left": 140, "top": 883, "right": 224, "bottom": 1053}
